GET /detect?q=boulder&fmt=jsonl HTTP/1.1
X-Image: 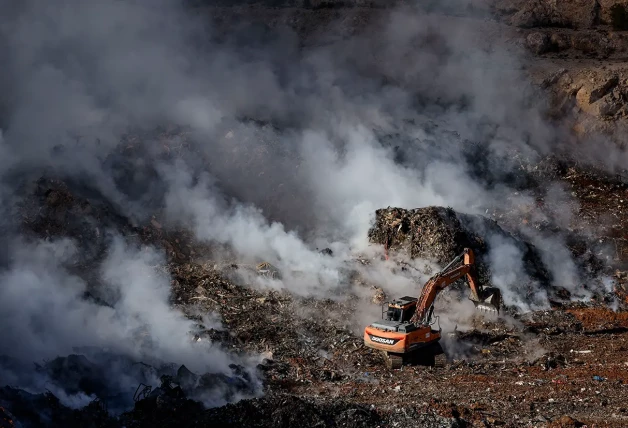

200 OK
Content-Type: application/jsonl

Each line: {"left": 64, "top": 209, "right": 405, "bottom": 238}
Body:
{"left": 526, "top": 32, "right": 552, "bottom": 54}
{"left": 499, "top": 0, "right": 599, "bottom": 29}
{"left": 570, "top": 33, "right": 614, "bottom": 56}
{"left": 576, "top": 75, "right": 621, "bottom": 116}
{"left": 550, "top": 33, "right": 572, "bottom": 51}
{"left": 599, "top": 0, "right": 628, "bottom": 25}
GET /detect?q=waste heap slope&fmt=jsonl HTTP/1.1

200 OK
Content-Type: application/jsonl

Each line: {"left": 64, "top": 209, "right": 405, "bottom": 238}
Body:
{"left": 368, "top": 206, "right": 551, "bottom": 289}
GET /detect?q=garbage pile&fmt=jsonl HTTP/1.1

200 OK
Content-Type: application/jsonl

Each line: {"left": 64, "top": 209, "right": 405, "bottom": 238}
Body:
{"left": 0, "top": 351, "right": 259, "bottom": 427}
{"left": 2, "top": 152, "right": 627, "bottom": 426}
{"left": 15, "top": 176, "right": 212, "bottom": 269}
{"left": 0, "top": 387, "right": 117, "bottom": 428}
{"left": 0, "top": 380, "right": 466, "bottom": 428}
{"left": 170, "top": 261, "right": 384, "bottom": 381}
{"left": 16, "top": 177, "right": 133, "bottom": 266}
{"left": 368, "top": 206, "right": 551, "bottom": 289}
{"left": 185, "top": 394, "right": 382, "bottom": 428}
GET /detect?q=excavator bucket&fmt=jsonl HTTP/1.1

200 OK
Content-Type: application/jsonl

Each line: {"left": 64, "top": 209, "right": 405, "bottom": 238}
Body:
{"left": 470, "top": 287, "right": 502, "bottom": 314}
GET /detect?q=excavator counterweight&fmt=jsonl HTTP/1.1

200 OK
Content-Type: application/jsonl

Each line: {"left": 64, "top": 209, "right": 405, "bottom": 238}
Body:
{"left": 363, "top": 248, "right": 502, "bottom": 369}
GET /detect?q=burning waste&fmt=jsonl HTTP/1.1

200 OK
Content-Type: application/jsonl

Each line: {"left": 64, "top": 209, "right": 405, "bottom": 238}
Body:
{"left": 0, "top": 0, "right": 627, "bottom": 426}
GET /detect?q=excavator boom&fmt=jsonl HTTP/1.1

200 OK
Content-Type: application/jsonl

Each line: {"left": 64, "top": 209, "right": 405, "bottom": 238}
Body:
{"left": 410, "top": 248, "right": 501, "bottom": 325}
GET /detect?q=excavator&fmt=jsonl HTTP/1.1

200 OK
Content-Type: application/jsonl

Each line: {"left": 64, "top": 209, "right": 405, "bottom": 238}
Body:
{"left": 363, "top": 248, "right": 502, "bottom": 369}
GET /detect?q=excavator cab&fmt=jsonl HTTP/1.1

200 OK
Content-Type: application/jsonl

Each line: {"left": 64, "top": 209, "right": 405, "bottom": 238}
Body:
{"left": 384, "top": 297, "right": 418, "bottom": 322}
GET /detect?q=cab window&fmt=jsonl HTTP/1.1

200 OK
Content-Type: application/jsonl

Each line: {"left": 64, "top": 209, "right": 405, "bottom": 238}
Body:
{"left": 386, "top": 307, "right": 402, "bottom": 321}
{"left": 401, "top": 305, "right": 416, "bottom": 322}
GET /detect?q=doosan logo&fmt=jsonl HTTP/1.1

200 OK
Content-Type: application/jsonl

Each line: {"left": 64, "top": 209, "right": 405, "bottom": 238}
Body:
{"left": 370, "top": 335, "right": 398, "bottom": 345}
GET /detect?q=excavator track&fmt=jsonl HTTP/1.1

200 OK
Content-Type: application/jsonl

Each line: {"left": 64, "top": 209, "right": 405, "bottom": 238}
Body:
{"left": 382, "top": 351, "right": 403, "bottom": 370}
{"left": 433, "top": 353, "right": 447, "bottom": 368}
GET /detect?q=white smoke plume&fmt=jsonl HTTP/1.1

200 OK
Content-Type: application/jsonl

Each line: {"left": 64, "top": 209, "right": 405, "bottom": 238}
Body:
{"left": 0, "top": 0, "right": 620, "bottom": 410}
{"left": 0, "top": 236, "right": 231, "bottom": 369}
{"left": 0, "top": 235, "right": 261, "bottom": 410}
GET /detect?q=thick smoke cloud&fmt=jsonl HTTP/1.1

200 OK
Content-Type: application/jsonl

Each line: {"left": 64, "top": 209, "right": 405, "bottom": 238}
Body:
{"left": 0, "top": 0, "right": 616, "bottom": 409}
{"left": 0, "top": 236, "right": 238, "bottom": 368}
{"left": 0, "top": 235, "right": 260, "bottom": 410}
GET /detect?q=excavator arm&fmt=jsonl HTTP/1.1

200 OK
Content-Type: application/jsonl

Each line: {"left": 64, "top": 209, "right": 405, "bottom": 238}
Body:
{"left": 409, "top": 248, "right": 501, "bottom": 326}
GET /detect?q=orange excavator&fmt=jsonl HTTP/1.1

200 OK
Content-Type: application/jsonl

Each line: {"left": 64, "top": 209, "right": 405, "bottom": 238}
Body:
{"left": 364, "top": 248, "right": 502, "bottom": 369}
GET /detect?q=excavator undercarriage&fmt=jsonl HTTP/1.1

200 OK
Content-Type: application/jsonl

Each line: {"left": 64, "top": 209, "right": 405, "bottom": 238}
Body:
{"left": 364, "top": 248, "right": 502, "bottom": 369}
{"left": 381, "top": 342, "right": 446, "bottom": 369}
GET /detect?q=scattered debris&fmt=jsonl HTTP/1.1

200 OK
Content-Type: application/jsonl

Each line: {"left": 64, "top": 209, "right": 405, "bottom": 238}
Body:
{"left": 256, "top": 262, "right": 282, "bottom": 280}
{"left": 371, "top": 286, "right": 386, "bottom": 304}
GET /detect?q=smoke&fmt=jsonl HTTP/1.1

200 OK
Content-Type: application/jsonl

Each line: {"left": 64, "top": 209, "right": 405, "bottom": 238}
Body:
{"left": 1, "top": 237, "right": 211, "bottom": 366}
{"left": 0, "top": 235, "right": 260, "bottom": 410}
{"left": 0, "top": 0, "right": 618, "bottom": 411}
{"left": 488, "top": 235, "right": 548, "bottom": 310}
{"left": 0, "top": 2, "right": 554, "bottom": 228}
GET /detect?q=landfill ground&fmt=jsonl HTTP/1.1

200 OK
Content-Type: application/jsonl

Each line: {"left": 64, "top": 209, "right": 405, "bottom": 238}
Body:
{"left": 4, "top": 1, "right": 628, "bottom": 428}
{"left": 163, "top": 245, "right": 628, "bottom": 428}
{"left": 165, "top": 260, "right": 628, "bottom": 428}
{"left": 3, "top": 160, "right": 628, "bottom": 428}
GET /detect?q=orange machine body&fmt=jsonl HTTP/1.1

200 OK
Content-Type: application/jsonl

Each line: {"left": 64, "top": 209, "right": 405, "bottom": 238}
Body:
{"left": 363, "top": 296, "right": 442, "bottom": 353}
{"left": 363, "top": 324, "right": 440, "bottom": 353}
{"left": 363, "top": 248, "right": 502, "bottom": 367}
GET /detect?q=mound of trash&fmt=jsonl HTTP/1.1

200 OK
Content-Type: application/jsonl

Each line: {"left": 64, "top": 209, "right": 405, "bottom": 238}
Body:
{"left": 0, "top": 351, "right": 259, "bottom": 427}
{"left": 0, "top": 386, "right": 117, "bottom": 428}
{"left": 188, "top": 394, "right": 381, "bottom": 428}
{"left": 368, "top": 206, "right": 550, "bottom": 288}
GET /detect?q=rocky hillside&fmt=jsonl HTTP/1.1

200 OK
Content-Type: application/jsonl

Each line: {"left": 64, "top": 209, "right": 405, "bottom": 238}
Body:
{"left": 188, "top": 0, "right": 628, "bottom": 148}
